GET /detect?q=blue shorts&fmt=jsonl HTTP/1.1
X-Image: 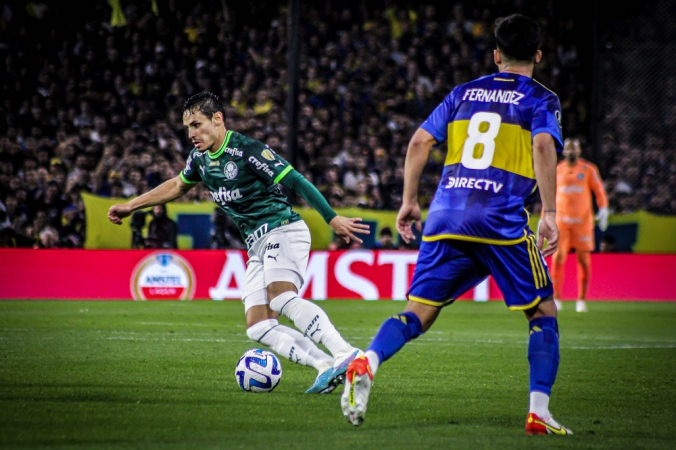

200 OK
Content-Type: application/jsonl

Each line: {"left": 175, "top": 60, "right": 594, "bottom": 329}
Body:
{"left": 407, "top": 233, "right": 553, "bottom": 310}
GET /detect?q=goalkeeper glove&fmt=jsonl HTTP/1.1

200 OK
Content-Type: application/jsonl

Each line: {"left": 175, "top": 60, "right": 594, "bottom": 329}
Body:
{"left": 595, "top": 207, "right": 609, "bottom": 232}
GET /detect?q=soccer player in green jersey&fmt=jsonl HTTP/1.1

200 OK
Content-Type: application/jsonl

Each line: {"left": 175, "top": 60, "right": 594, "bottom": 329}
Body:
{"left": 108, "top": 92, "right": 369, "bottom": 393}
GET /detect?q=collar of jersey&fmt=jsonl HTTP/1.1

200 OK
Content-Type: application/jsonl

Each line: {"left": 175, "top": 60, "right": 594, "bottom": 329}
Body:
{"left": 207, "top": 130, "right": 233, "bottom": 159}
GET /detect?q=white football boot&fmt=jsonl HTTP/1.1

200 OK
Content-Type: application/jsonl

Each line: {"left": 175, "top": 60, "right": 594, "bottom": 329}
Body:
{"left": 576, "top": 300, "right": 588, "bottom": 312}
{"left": 340, "top": 356, "right": 373, "bottom": 426}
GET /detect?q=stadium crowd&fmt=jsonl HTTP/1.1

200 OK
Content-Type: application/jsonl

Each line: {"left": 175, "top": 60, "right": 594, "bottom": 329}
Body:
{"left": 0, "top": 0, "right": 670, "bottom": 249}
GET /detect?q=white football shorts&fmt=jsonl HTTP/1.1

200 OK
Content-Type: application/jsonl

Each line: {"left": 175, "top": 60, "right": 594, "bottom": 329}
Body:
{"left": 241, "top": 220, "right": 311, "bottom": 311}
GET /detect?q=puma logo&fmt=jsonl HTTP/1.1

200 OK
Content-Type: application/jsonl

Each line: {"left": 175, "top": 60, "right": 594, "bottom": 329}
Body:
{"left": 304, "top": 315, "right": 321, "bottom": 338}
{"left": 267, "top": 254, "right": 279, "bottom": 261}
{"left": 310, "top": 325, "right": 322, "bottom": 338}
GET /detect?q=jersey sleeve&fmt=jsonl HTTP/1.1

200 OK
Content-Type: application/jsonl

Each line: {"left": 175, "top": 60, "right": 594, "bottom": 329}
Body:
{"left": 532, "top": 92, "right": 564, "bottom": 153}
{"left": 243, "top": 141, "right": 293, "bottom": 184}
{"left": 419, "top": 87, "right": 459, "bottom": 143}
{"left": 588, "top": 163, "right": 608, "bottom": 208}
{"left": 179, "top": 149, "right": 202, "bottom": 184}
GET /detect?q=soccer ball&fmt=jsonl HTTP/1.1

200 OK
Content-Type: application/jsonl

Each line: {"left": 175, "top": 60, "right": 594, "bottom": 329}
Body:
{"left": 235, "top": 348, "right": 282, "bottom": 393}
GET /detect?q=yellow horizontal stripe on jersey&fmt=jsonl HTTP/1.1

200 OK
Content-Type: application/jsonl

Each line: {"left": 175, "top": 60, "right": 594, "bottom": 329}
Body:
{"left": 408, "top": 295, "right": 454, "bottom": 307}
{"left": 508, "top": 296, "right": 541, "bottom": 311}
{"left": 422, "top": 230, "right": 528, "bottom": 245}
{"left": 445, "top": 120, "right": 535, "bottom": 179}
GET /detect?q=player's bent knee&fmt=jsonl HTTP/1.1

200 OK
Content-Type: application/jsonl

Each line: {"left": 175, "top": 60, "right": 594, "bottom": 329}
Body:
{"left": 266, "top": 269, "right": 303, "bottom": 293}
{"left": 243, "top": 289, "right": 268, "bottom": 313}
{"left": 268, "top": 291, "right": 298, "bottom": 315}
{"left": 527, "top": 296, "right": 557, "bottom": 319}
{"left": 405, "top": 301, "right": 440, "bottom": 332}
{"left": 246, "top": 318, "right": 279, "bottom": 342}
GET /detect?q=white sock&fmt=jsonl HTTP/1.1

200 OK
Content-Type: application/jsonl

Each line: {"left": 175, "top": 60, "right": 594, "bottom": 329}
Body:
{"left": 269, "top": 292, "right": 354, "bottom": 357}
{"left": 529, "top": 391, "right": 551, "bottom": 420}
{"left": 365, "top": 350, "right": 380, "bottom": 376}
{"left": 246, "top": 319, "right": 333, "bottom": 373}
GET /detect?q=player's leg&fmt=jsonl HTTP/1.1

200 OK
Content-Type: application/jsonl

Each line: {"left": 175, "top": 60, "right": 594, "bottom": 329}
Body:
{"left": 342, "top": 301, "right": 438, "bottom": 426}
{"left": 267, "top": 282, "right": 359, "bottom": 364}
{"left": 266, "top": 281, "right": 359, "bottom": 393}
{"left": 573, "top": 226, "right": 594, "bottom": 313}
{"left": 575, "top": 251, "right": 591, "bottom": 312}
{"left": 341, "top": 239, "right": 486, "bottom": 426}
{"left": 550, "top": 227, "right": 571, "bottom": 310}
{"left": 241, "top": 252, "right": 335, "bottom": 391}
{"left": 523, "top": 299, "right": 571, "bottom": 434}
{"left": 261, "top": 222, "right": 360, "bottom": 391}
{"left": 244, "top": 297, "right": 334, "bottom": 374}
{"left": 482, "top": 235, "right": 572, "bottom": 434}
{"left": 264, "top": 223, "right": 359, "bottom": 358}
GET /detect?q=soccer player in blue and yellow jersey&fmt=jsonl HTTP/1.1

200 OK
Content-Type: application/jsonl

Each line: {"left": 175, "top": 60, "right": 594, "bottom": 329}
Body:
{"left": 108, "top": 92, "right": 368, "bottom": 394}
{"left": 341, "top": 14, "right": 572, "bottom": 435}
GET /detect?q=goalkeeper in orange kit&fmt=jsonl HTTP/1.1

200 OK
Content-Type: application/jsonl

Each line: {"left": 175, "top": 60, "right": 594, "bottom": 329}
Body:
{"left": 550, "top": 138, "right": 608, "bottom": 312}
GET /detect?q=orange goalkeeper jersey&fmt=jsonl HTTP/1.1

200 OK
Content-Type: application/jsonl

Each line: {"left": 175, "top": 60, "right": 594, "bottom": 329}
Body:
{"left": 555, "top": 158, "right": 608, "bottom": 228}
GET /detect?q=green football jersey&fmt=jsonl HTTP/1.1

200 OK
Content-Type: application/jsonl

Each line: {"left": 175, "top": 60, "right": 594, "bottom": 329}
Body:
{"left": 179, "top": 130, "right": 301, "bottom": 248}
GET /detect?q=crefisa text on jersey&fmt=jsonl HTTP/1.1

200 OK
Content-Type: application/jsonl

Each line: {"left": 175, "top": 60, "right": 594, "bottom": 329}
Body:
{"left": 211, "top": 186, "right": 242, "bottom": 205}
{"left": 224, "top": 147, "right": 243, "bottom": 157}
{"left": 248, "top": 156, "right": 275, "bottom": 177}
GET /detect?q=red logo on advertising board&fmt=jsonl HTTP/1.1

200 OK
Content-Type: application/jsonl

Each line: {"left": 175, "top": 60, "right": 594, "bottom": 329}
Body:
{"left": 130, "top": 252, "right": 195, "bottom": 301}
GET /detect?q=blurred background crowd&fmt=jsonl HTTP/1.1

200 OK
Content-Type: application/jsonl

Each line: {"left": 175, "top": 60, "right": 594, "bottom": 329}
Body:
{"left": 0, "top": 0, "right": 672, "bottom": 250}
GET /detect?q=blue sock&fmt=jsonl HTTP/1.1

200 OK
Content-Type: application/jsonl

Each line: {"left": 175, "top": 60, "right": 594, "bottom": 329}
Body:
{"left": 528, "top": 317, "right": 560, "bottom": 395}
{"left": 367, "top": 312, "right": 423, "bottom": 364}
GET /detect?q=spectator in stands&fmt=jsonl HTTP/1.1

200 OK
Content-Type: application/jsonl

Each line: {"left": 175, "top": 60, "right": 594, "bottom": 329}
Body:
{"left": 60, "top": 187, "right": 86, "bottom": 247}
{"left": 41, "top": 181, "right": 66, "bottom": 231}
{"left": 375, "top": 226, "right": 398, "bottom": 250}
{"left": 599, "top": 235, "right": 616, "bottom": 253}
{"left": 144, "top": 204, "right": 178, "bottom": 249}
{"left": 210, "top": 208, "right": 245, "bottom": 249}
{"left": 317, "top": 164, "right": 345, "bottom": 207}
{"left": 0, "top": 1, "right": 605, "bottom": 249}
{"left": 35, "top": 227, "right": 59, "bottom": 249}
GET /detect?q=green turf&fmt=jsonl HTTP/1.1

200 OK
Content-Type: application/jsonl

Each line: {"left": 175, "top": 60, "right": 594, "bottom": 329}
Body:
{"left": 0, "top": 300, "right": 674, "bottom": 449}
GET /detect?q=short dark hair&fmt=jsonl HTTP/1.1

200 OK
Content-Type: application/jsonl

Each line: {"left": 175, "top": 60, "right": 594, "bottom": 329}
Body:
{"left": 494, "top": 14, "right": 541, "bottom": 62}
{"left": 182, "top": 91, "right": 226, "bottom": 120}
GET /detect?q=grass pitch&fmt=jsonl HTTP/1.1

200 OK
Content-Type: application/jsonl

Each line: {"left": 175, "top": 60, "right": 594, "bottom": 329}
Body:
{"left": 0, "top": 300, "right": 674, "bottom": 449}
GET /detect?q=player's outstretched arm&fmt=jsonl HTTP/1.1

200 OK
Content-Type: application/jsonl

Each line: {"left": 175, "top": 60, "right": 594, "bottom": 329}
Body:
{"left": 279, "top": 169, "right": 370, "bottom": 243}
{"left": 397, "top": 128, "right": 436, "bottom": 243}
{"left": 533, "top": 133, "right": 558, "bottom": 256}
{"left": 107, "top": 175, "right": 194, "bottom": 225}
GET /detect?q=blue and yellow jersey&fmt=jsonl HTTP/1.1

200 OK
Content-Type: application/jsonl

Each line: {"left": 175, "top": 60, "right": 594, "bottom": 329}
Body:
{"left": 420, "top": 72, "right": 563, "bottom": 245}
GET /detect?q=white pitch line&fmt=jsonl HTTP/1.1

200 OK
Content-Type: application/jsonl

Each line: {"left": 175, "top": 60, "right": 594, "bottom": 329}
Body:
{"left": 137, "top": 322, "right": 237, "bottom": 327}
{"left": 2, "top": 329, "right": 675, "bottom": 350}
{"left": 105, "top": 336, "right": 676, "bottom": 349}
{"left": 568, "top": 344, "right": 676, "bottom": 350}
{"left": 106, "top": 336, "right": 250, "bottom": 343}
